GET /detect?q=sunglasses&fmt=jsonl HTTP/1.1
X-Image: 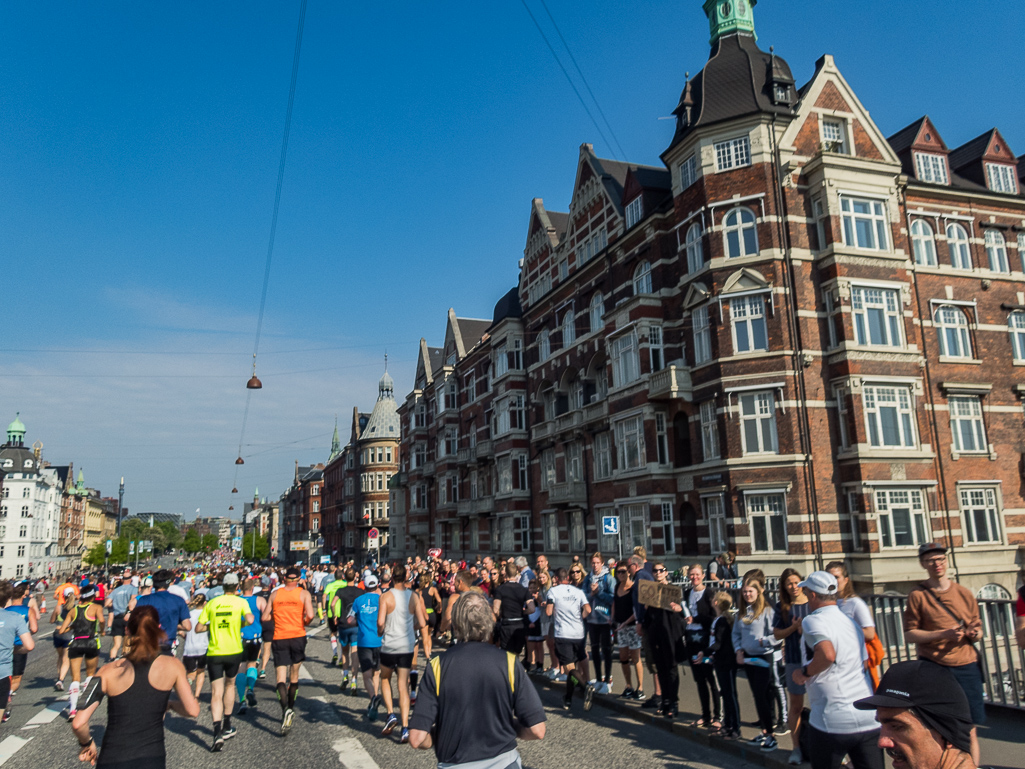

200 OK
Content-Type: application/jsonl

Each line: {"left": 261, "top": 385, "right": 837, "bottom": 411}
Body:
{"left": 570, "top": 570, "right": 583, "bottom": 574}
{"left": 654, "top": 568, "right": 667, "bottom": 573}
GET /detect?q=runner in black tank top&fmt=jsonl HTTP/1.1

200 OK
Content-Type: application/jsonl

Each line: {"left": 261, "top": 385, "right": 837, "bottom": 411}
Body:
{"left": 97, "top": 659, "right": 171, "bottom": 769}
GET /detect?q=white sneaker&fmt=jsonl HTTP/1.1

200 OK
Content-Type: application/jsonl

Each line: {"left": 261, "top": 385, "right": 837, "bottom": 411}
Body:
{"left": 545, "top": 668, "right": 558, "bottom": 680}
{"left": 554, "top": 673, "right": 567, "bottom": 683}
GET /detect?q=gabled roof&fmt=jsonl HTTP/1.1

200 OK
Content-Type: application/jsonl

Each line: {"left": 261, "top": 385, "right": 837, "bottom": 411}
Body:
{"left": 948, "top": 129, "right": 997, "bottom": 172}
{"left": 445, "top": 309, "right": 490, "bottom": 360}
{"left": 414, "top": 339, "right": 444, "bottom": 387}
{"left": 548, "top": 211, "right": 569, "bottom": 240}
{"left": 887, "top": 117, "right": 928, "bottom": 156}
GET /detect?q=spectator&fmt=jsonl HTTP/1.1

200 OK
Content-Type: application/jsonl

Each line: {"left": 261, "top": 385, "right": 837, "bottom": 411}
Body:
{"left": 515, "top": 557, "right": 535, "bottom": 589}
{"left": 683, "top": 563, "right": 720, "bottom": 729}
{"left": 642, "top": 562, "right": 687, "bottom": 719}
{"left": 409, "top": 592, "right": 545, "bottom": 765}
{"left": 612, "top": 560, "right": 643, "bottom": 700}
{"left": 855, "top": 659, "right": 975, "bottom": 769}
{"left": 584, "top": 552, "right": 615, "bottom": 694}
{"left": 773, "top": 567, "right": 811, "bottom": 764}
{"left": 733, "top": 576, "right": 779, "bottom": 752}
{"left": 627, "top": 555, "right": 661, "bottom": 709}
{"left": 903, "top": 543, "right": 984, "bottom": 766}
{"left": 707, "top": 591, "right": 740, "bottom": 739}
{"left": 827, "top": 561, "right": 882, "bottom": 689}
{"left": 791, "top": 571, "right": 882, "bottom": 769}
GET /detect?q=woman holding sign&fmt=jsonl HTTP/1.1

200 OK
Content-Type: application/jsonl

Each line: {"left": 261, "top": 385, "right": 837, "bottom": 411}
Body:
{"left": 640, "top": 562, "right": 688, "bottom": 719}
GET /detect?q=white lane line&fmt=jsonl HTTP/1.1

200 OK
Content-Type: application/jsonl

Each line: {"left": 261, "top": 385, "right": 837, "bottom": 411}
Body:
{"left": 298, "top": 664, "right": 315, "bottom": 684}
{"left": 0, "top": 736, "right": 33, "bottom": 766}
{"left": 22, "top": 702, "right": 64, "bottom": 729}
{"left": 332, "top": 732, "right": 381, "bottom": 769}
{"left": 306, "top": 625, "right": 327, "bottom": 637}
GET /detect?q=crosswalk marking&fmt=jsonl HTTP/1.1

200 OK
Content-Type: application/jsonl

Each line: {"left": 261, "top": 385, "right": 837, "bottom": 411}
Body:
{"left": 0, "top": 736, "right": 32, "bottom": 766}
{"left": 332, "top": 732, "right": 381, "bottom": 769}
{"left": 21, "top": 702, "right": 64, "bottom": 729}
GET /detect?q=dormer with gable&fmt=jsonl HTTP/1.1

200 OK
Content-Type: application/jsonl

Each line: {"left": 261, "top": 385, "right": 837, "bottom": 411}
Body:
{"left": 564, "top": 144, "right": 626, "bottom": 273}
{"left": 948, "top": 129, "right": 1019, "bottom": 196}
{"left": 621, "top": 165, "right": 672, "bottom": 233}
{"left": 520, "top": 198, "right": 566, "bottom": 309}
{"left": 887, "top": 116, "right": 951, "bottom": 186}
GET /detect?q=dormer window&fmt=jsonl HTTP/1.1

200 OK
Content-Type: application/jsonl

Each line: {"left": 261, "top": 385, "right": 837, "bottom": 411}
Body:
{"left": 773, "top": 84, "right": 790, "bottom": 104}
{"left": 915, "top": 153, "right": 949, "bottom": 185}
{"left": 822, "top": 120, "right": 847, "bottom": 155}
{"left": 625, "top": 197, "right": 644, "bottom": 228}
{"left": 986, "top": 163, "right": 1018, "bottom": 194}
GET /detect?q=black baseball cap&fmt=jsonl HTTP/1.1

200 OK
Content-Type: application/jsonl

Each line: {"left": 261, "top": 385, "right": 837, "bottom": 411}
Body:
{"left": 917, "top": 542, "right": 946, "bottom": 558}
{"left": 153, "top": 569, "right": 174, "bottom": 587}
{"left": 854, "top": 660, "right": 971, "bottom": 753}
{"left": 285, "top": 566, "right": 301, "bottom": 579}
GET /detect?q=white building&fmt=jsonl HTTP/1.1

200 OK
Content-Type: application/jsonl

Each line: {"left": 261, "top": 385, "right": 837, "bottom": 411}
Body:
{"left": 0, "top": 415, "right": 62, "bottom": 581}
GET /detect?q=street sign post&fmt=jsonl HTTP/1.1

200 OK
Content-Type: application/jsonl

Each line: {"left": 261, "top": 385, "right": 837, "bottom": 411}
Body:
{"left": 367, "top": 527, "right": 380, "bottom": 555}
{"left": 601, "top": 515, "right": 622, "bottom": 559}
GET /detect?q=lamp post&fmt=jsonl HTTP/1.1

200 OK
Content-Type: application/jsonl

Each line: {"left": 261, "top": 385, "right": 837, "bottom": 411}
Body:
{"left": 117, "top": 477, "right": 124, "bottom": 537}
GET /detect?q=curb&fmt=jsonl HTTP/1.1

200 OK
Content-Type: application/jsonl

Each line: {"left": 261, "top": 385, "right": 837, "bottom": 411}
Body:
{"left": 530, "top": 672, "right": 792, "bottom": 769}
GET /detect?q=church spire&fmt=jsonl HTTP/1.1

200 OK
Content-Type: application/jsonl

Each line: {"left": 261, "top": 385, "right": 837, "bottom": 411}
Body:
{"left": 329, "top": 416, "right": 341, "bottom": 461}
{"left": 703, "top": 0, "right": 757, "bottom": 45}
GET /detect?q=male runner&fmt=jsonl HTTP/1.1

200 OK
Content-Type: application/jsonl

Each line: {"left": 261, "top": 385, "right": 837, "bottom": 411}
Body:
{"left": 236, "top": 579, "right": 266, "bottom": 715}
{"left": 129, "top": 569, "right": 190, "bottom": 654}
{"left": 348, "top": 574, "right": 383, "bottom": 721}
{"left": 0, "top": 582, "right": 34, "bottom": 723}
{"left": 330, "top": 569, "right": 364, "bottom": 693}
{"left": 196, "top": 573, "right": 254, "bottom": 752}
{"left": 322, "top": 569, "right": 347, "bottom": 664}
{"left": 104, "top": 570, "right": 137, "bottom": 661}
{"left": 4, "top": 583, "right": 38, "bottom": 721}
{"left": 262, "top": 566, "right": 314, "bottom": 735}
{"left": 376, "top": 563, "right": 427, "bottom": 743}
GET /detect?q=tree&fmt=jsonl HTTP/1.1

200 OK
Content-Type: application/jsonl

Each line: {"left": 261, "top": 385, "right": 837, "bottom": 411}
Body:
{"left": 83, "top": 541, "right": 107, "bottom": 567}
{"left": 109, "top": 537, "right": 130, "bottom": 565}
{"left": 182, "top": 528, "right": 201, "bottom": 554}
{"left": 144, "top": 526, "right": 167, "bottom": 553}
{"left": 156, "top": 520, "right": 183, "bottom": 550}
{"left": 241, "top": 531, "right": 270, "bottom": 561}
{"left": 121, "top": 518, "right": 145, "bottom": 542}
{"left": 201, "top": 533, "right": 219, "bottom": 552}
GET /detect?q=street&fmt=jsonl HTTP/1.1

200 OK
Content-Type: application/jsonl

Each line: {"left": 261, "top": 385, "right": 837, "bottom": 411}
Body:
{"left": 0, "top": 623, "right": 752, "bottom": 769}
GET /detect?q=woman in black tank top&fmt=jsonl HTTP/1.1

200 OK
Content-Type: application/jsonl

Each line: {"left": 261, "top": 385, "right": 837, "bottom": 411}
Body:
{"left": 71, "top": 606, "right": 199, "bottom": 768}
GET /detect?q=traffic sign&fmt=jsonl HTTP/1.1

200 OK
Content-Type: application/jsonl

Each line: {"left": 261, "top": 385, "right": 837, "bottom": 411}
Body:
{"left": 105, "top": 539, "right": 112, "bottom": 554}
{"left": 367, "top": 528, "right": 379, "bottom": 540}
{"left": 602, "top": 515, "right": 620, "bottom": 535}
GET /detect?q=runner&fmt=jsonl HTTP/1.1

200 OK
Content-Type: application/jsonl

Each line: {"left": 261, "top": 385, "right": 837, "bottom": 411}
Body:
{"left": 51, "top": 586, "right": 76, "bottom": 690}
{"left": 0, "top": 582, "right": 35, "bottom": 723}
{"left": 330, "top": 568, "right": 364, "bottom": 694}
{"left": 376, "top": 563, "right": 427, "bottom": 743}
{"left": 322, "top": 569, "right": 347, "bottom": 664}
{"left": 59, "top": 585, "right": 104, "bottom": 720}
{"left": 4, "top": 582, "right": 39, "bottom": 721}
{"left": 262, "top": 566, "right": 314, "bottom": 735}
{"left": 181, "top": 594, "right": 208, "bottom": 697}
{"left": 546, "top": 567, "right": 592, "bottom": 711}
{"left": 130, "top": 570, "right": 191, "bottom": 655}
{"left": 236, "top": 579, "right": 266, "bottom": 715}
{"left": 347, "top": 574, "right": 383, "bottom": 721}
{"left": 105, "top": 570, "right": 138, "bottom": 661}
{"left": 195, "top": 572, "right": 254, "bottom": 752}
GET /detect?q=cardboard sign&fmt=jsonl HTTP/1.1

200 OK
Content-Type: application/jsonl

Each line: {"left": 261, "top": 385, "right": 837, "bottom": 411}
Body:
{"left": 637, "top": 580, "right": 683, "bottom": 610}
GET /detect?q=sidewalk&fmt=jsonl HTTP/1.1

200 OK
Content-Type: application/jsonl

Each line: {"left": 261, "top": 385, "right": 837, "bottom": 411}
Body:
{"left": 530, "top": 666, "right": 1019, "bottom": 769}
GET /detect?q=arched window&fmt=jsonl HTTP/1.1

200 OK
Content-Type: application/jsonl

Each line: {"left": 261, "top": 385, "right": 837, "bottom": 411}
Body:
{"left": 945, "top": 223, "right": 971, "bottom": 270}
{"left": 723, "top": 207, "right": 758, "bottom": 258}
{"left": 538, "top": 329, "right": 550, "bottom": 362}
{"left": 1009, "top": 311, "right": 1025, "bottom": 362}
{"left": 985, "top": 229, "right": 1008, "bottom": 272}
{"left": 589, "top": 293, "right": 604, "bottom": 334}
{"left": 910, "top": 219, "right": 937, "bottom": 266}
{"left": 685, "top": 223, "right": 704, "bottom": 273}
{"left": 562, "top": 310, "right": 575, "bottom": 347}
{"left": 633, "top": 261, "right": 652, "bottom": 295}
{"left": 934, "top": 305, "right": 972, "bottom": 358}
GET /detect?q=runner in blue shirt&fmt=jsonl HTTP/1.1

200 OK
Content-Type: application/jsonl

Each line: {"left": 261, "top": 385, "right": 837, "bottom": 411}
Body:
{"left": 129, "top": 569, "right": 191, "bottom": 653}
{"left": 347, "top": 575, "right": 383, "bottom": 721}
{"left": 237, "top": 578, "right": 266, "bottom": 714}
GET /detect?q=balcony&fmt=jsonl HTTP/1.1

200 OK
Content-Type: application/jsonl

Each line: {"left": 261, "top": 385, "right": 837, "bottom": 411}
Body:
{"left": 457, "top": 447, "right": 472, "bottom": 463}
{"left": 423, "top": 460, "right": 436, "bottom": 475}
{"left": 472, "top": 440, "right": 494, "bottom": 460}
{"left": 648, "top": 365, "right": 693, "bottom": 401}
{"left": 548, "top": 480, "right": 587, "bottom": 505}
{"left": 556, "top": 410, "right": 583, "bottom": 434}
{"left": 532, "top": 421, "right": 554, "bottom": 441}
{"left": 456, "top": 499, "right": 471, "bottom": 516}
{"left": 473, "top": 495, "right": 494, "bottom": 514}
{"left": 582, "top": 399, "right": 608, "bottom": 424}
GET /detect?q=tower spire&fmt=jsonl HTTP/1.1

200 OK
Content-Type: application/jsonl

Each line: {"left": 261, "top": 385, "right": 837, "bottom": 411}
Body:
{"left": 329, "top": 416, "right": 341, "bottom": 461}
{"left": 703, "top": 0, "right": 757, "bottom": 45}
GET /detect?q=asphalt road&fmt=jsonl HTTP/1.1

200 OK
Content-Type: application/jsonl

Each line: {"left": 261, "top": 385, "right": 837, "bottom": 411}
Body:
{"left": 0, "top": 623, "right": 754, "bottom": 769}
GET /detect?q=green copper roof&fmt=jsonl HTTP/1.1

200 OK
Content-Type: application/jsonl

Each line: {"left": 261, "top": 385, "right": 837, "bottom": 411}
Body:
{"left": 703, "top": 0, "right": 757, "bottom": 44}
{"left": 7, "top": 413, "right": 26, "bottom": 436}
{"left": 76, "top": 469, "right": 86, "bottom": 495}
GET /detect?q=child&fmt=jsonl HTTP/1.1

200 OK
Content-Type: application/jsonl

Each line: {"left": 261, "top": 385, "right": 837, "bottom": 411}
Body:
{"left": 525, "top": 580, "right": 544, "bottom": 672}
{"left": 708, "top": 591, "right": 740, "bottom": 739}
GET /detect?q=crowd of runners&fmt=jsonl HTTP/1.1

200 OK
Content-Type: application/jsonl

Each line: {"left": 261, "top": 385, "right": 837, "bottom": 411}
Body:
{"left": 0, "top": 540, "right": 1012, "bottom": 769}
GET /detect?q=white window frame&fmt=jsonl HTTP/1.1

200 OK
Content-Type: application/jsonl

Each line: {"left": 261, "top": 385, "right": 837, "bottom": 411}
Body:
{"left": 959, "top": 486, "right": 1002, "bottom": 545}
{"left": 623, "top": 503, "right": 651, "bottom": 553}
{"left": 945, "top": 223, "right": 972, "bottom": 270}
{"left": 863, "top": 385, "right": 917, "bottom": 449}
{"left": 660, "top": 501, "right": 675, "bottom": 553}
{"left": 738, "top": 391, "right": 778, "bottom": 455}
{"left": 625, "top": 196, "right": 643, "bottom": 228}
{"left": 851, "top": 286, "right": 904, "bottom": 348}
{"left": 569, "top": 510, "right": 585, "bottom": 552}
{"left": 543, "top": 512, "right": 558, "bottom": 552}
{"left": 911, "top": 219, "right": 937, "bottom": 266}
{"left": 589, "top": 293, "right": 604, "bottom": 334}
{"left": 614, "top": 416, "right": 645, "bottom": 471}
{"left": 655, "top": 413, "right": 669, "bottom": 466}
{"left": 1009, "top": 311, "right": 1025, "bottom": 362}
{"left": 949, "top": 395, "right": 987, "bottom": 454}
{"left": 562, "top": 310, "right": 575, "bottom": 347}
{"left": 822, "top": 119, "right": 847, "bottom": 154}
{"left": 745, "top": 493, "right": 788, "bottom": 553}
{"left": 984, "top": 229, "right": 1009, "bottom": 273}
{"left": 986, "top": 163, "right": 1018, "bottom": 194}
{"left": 875, "top": 488, "right": 929, "bottom": 549}
{"left": 693, "top": 305, "right": 712, "bottom": 364}
{"left": 679, "top": 154, "right": 698, "bottom": 190}
{"left": 500, "top": 516, "right": 515, "bottom": 553}
{"left": 538, "top": 328, "right": 550, "bottom": 362}
{"left": 700, "top": 400, "right": 720, "bottom": 460}
{"left": 915, "top": 152, "right": 949, "bottom": 185}
{"left": 685, "top": 223, "right": 703, "bottom": 273}
{"left": 934, "top": 304, "right": 973, "bottom": 359}
{"left": 730, "top": 294, "right": 769, "bottom": 354}
{"left": 648, "top": 325, "right": 664, "bottom": 371}
{"left": 610, "top": 332, "right": 640, "bottom": 387}
{"left": 702, "top": 494, "right": 727, "bottom": 554}
{"left": 723, "top": 207, "right": 759, "bottom": 258}
{"left": 594, "top": 432, "right": 612, "bottom": 479}
{"left": 633, "top": 261, "right": 652, "bottom": 295}
{"left": 840, "top": 195, "right": 890, "bottom": 251}
{"left": 517, "top": 453, "right": 528, "bottom": 490}
{"left": 714, "top": 136, "right": 751, "bottom": 172}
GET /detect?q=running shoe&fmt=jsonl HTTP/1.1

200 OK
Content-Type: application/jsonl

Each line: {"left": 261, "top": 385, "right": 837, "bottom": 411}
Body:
{"left": 281, "top": 708, "right": 295, "bottom": 735}
{"left": 583, "top": 684, "right": 595, "bottom": 712}
{"left": 630, "top": 690, "right": 646, "bottom": 702}
{"left": 399, "top": 727, "right": 410, "bottom": 744}
{"left": 620, "top": 687, "right": 635, "bottom": 699}
{"left": 1, "top": 709, "right": 10, "bottom": 723}
{"left": 222, "top": 726, "right": 238, "bottom": 741}
{"left": 212, "top": 732, "right": 224, "bottom": 752}
{"left": 258, "top": 670, "right": 267, "bottom": 680}
{"left": 54, "top": 681, "right": 64, "bottom": 692}
{"left": 554, "top": 673, "right": 567, "bottom": 683}
{"left": 561, "top": 696, "right": 572, "bottom": 710}
{"left": 788, "top": 748, "right": 804, "bottom": 765}
{"left": 246, "top": 690, "right": 257, "bottom": 708}
{"left": 381, "top": 713, "right": 399, "bottom": 736}
{"left": 67, "top": 707, "right": 77, "bottom": 721}
{"left": 237, "top": 701, "right": 248, "bottom": 716}
{"left": 331, "top": 654, "right": 338, "bottom": 664}
{"left": 367, "top": 695, "right": 380, "bottom": 722}
{"left": 747, "top": 734, "right": 768, "bottom": 746}
{"left": 349, "top": 680, "right": 358, "bottom": 696}
{"left": 641, "top": 696, "right": 660, "bottom": 709}
{"left": 761, "top": 736, "right": 779, "bottom": 753}
{"left": 409, "top": 689, "right": 417, "bottom": 706}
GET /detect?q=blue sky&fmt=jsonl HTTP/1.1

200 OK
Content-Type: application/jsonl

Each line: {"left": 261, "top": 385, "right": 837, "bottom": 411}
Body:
{"left": 2, "top": 1, "right": 1022, "bottom": 520}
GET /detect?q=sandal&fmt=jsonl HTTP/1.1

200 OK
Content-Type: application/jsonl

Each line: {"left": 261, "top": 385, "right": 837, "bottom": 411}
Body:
{"left": 690, "top": 719, "right": 706, "bottom": 728}
{"left": 710, "top": 720, "right": 722, "bottom": 730}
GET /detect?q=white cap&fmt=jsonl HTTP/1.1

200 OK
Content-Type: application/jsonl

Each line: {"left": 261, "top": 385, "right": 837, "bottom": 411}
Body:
{"left": 797, "top": 570, "right": 838, "bottom": 595}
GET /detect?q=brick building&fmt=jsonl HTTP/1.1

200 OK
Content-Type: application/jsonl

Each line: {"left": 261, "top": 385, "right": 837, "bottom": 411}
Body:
{"left": 281, "top": 463, "right": 324, "bottom": 562}
{"left": 394, "top": 1, "right": 1024, "bottom": 594}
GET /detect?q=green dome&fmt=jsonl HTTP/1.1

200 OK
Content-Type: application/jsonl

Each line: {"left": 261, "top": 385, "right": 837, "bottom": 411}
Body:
{"left": 7, "top": 414, "right": 25, "bottom": 434}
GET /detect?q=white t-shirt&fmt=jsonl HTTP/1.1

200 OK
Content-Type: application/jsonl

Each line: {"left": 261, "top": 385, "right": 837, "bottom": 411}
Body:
{"left": 836, "top": 596, "right": 875, "bottom": 629}
{"left": 548, "top": 583, "right": 587, "bottom": 640}
{"left": 801, "top": 604, "right": 876, "bottom": 734}
{"left": 183, "top": 608, "right": 208, "bottom": 657}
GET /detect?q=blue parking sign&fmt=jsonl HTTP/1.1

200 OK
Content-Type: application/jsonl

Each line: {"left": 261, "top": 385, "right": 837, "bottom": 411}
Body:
{"left": 602, "top": 515, "right": 620, "bottom": 535}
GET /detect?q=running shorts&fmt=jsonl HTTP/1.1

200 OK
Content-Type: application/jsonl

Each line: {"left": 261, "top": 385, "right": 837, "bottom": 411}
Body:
{"left": 616, "top": 626, "right": 642, "bottom": 651}
{"left": 206, "top": 654, "right": 244, "bottom": 681}
{"left": 243, "top": 640, "right": 262, "bottom": 663}
{"left": 338, "top": 627, "right": 358, "bottom": 648}
{"left": 271, "top": 637, "right": 307, "bottom": 667}
{"left": 261, "top": 620, "right": 275, "bottom": 643}
{"left": 0, "top": 677, "right": 10, "bottom": 709}
{"left": 357, "top": 647, "right": 381, "bottom": 673}
{"left": 183, "top": 655, "right": 207, "bottom": 673}
{"left": 554, "top": 638, "right": 587, "bottom": 665}
{"left": 11, "top": 652, "right": 27, "bottom": 677}
{"left": 380, "top": 651, "right": 414, "bottom": 670}
{"left": 498, "top": 624, "right": 527, "bottom": 655}
{"left": 53, "top": 635, "right": 71, "bottom": 649}
{"left": 111, "top": 614, "right": 128, "bottom": 637}
{"left": 68, "top": 645, "right": 100, "bottom": 661}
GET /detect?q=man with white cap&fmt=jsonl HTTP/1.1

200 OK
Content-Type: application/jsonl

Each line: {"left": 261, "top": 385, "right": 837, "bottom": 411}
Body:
{"left": 790, "top": 570, "right": 883, "bottom": 769}
{"left": 853, "top": 660, "right": 975, "bottom": 769}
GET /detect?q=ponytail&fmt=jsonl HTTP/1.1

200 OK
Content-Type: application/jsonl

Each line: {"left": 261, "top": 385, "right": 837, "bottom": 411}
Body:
{"left": 125, "top": 605, "right": 165, "bottom": 663}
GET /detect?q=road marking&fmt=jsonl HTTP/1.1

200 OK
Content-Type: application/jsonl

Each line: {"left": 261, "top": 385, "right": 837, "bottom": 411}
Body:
{"left": 22, "top": 702, "right": 65, "bottom": 729}
{"left": 332, "top": 731, "right": 381, "bottom": 769}
{"left": 298, "top": 664, "right": 315, "bottom": 684}
{"left": 306, "top": 625, "right": 326, "bottom": 637}
{"left": 0, "top": 736, "right": 32, "bottom": 766}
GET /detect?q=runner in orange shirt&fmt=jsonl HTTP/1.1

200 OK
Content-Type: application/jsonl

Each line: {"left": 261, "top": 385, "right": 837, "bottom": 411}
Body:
{"left": 261, "top": 567, "right": 313, "bottom": 734}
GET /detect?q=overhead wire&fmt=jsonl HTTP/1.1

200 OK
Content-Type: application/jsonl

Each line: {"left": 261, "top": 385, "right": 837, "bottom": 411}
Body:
{"left": 517, "top": 0, "right": 621, "bottom": 160}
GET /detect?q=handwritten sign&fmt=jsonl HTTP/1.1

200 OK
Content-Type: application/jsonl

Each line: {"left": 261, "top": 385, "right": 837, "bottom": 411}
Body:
{"left": 637, "top": 580, "right": 683, "bottom": 610}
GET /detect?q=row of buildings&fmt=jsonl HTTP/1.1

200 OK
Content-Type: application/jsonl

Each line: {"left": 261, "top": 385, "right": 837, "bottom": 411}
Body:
{"left": 280, "top": 2, "right": 1024, "bottom": 595}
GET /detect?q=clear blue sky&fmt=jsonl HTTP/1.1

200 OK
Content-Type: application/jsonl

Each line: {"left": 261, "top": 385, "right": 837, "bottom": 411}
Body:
{"left": 2, "top": 1, "right": 1022, "bottom": 521}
